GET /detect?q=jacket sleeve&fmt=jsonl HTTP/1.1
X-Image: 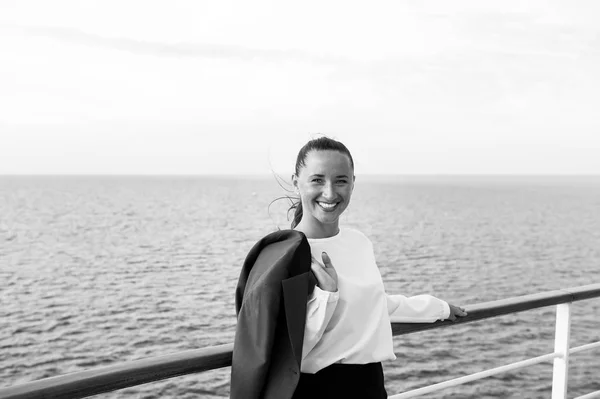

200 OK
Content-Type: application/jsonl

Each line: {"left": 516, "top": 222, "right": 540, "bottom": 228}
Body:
{"left": 301, "top": 286, "right": 339, "bottom": 359}
{"left": 231, "top": 238, "right": 284, "bottom": 399}
{"left": 386, "top": 293, "right": 450, "bottom": 323}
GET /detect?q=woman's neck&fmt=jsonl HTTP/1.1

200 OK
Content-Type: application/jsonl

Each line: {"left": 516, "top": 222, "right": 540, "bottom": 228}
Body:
{"left": 294, "top": 221, "right": 339, "bottom": 239}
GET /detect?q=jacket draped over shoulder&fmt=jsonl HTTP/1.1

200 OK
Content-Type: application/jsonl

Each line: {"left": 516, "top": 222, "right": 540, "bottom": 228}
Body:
{"left": 230, "top": 230, "right": 317, "bottom": 399}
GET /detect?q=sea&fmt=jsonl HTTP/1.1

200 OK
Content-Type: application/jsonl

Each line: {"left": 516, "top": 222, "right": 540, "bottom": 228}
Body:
{"left": 1, "top": 175, "right": 599, "bottom": 399}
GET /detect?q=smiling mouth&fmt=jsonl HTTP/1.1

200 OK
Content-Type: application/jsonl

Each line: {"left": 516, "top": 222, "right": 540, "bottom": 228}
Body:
{"left": 317, "top": 201, "right": 339, "bottom": 211}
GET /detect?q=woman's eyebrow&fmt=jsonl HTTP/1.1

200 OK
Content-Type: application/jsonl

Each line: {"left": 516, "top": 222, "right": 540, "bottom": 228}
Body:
{"left": 308, "top": 174, "right": 349, "bottom": 178}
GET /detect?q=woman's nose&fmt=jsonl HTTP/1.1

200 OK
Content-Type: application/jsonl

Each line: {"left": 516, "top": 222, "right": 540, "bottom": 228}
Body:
{"left": 322, "top": 183, "right": 335, "bottom": 199}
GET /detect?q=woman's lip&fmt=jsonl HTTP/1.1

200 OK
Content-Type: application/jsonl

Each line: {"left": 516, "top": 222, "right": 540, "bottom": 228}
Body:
{"left": 317, "top": 201, "right": 340, "bottom": 211}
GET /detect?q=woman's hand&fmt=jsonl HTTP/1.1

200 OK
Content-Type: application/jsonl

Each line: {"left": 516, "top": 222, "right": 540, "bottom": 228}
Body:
{"left": 311, "top": 252, "right": 338, "bottom": 292}
{"left": 447, "top": 304, "right": 468, "bottom": 321}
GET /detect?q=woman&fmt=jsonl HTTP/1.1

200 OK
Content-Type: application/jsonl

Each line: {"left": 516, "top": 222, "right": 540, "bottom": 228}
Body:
{"left": 289, "top": 137, "right": 467, "bottom": 398}
{"left": 230, "top": 137, "right": 467, "bottom": 399}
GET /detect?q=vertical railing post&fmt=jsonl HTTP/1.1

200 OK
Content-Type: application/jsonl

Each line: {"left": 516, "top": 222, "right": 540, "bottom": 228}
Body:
{"left": 552, "top": 303, "right": 572, "bottom": 399}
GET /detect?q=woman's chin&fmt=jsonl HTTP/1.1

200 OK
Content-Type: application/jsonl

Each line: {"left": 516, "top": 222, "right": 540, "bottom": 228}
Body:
{"left": 315, "top": 214, "right": 340, "bottom": 226}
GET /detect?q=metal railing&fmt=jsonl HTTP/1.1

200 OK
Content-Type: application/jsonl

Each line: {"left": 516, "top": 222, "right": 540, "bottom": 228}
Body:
{"left": 1, "top": 283, "right": 599, "bottom": 399}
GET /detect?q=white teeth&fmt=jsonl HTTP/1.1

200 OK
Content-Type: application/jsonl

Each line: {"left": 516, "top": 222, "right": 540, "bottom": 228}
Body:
{"left": 318, "top": 202, "right": 337, "bottom": 209}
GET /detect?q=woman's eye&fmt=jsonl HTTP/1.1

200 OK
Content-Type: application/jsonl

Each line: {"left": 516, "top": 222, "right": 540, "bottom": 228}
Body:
{"left": 337, "top": 180, "right": 348, "bottom": 184}
{"left": 312, "top": 178, "right": 323, "bottom": 183}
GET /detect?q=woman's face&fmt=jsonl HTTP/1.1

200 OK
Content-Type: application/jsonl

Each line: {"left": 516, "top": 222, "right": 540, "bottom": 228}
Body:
{"left": 293, "top": 150, "right": 355, "bottom": 233}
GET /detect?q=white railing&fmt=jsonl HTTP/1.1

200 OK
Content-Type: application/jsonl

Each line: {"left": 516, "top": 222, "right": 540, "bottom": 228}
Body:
{"left": 1, "top": 283, "right": 599, "bottom": 399}
{"left": 389, "top": 302, "right": 600, "bottom": 399}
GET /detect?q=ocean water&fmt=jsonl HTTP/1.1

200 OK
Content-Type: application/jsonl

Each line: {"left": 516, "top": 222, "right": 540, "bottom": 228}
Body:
{"left": 1, "top": 175, "right": 599, "bottom": 398}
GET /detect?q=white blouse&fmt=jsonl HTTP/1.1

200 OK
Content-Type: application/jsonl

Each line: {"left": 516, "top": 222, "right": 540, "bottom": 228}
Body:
{"left": 301, "top": 227, "right": 450, "bottom": 374}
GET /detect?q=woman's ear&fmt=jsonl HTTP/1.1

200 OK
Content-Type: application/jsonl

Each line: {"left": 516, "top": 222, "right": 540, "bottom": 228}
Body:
{"left": 292, "top": 174, "right": 299, "bottom": 193}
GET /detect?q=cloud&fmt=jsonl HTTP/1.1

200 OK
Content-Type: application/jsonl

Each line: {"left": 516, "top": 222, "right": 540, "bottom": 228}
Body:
{"left": 2, "top": 23, "right": 351, "bottom": 65}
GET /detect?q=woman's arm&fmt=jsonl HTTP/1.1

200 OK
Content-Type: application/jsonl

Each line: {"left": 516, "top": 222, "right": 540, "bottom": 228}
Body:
{"left": 386, "top": 293, "right": 451, "bottom": 323}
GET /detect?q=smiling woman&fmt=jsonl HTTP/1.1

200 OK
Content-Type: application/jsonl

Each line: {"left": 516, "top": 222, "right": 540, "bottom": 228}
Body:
{"left": 230, "top": 136, "right": 467, "bottom": 399}
{"left": 290, "top": 138, "right": 356, "bottom": 238}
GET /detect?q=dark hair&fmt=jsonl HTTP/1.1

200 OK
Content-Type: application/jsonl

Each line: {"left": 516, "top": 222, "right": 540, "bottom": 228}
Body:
{"left": 290, "top": 137, "right": 354, "bottom": 229}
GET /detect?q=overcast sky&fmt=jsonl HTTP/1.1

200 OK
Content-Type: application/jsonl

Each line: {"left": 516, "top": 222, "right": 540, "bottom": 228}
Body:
{"left": 1, "top": 0, "right": 599, "bottom": 175}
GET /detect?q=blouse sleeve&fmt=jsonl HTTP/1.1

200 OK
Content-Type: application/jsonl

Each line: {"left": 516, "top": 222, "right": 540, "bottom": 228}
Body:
{"left": 386, "top": 293, "right": 450, "bottom": 323}
{"left": 302, "top": 285, "right": 339, "bottom": 359}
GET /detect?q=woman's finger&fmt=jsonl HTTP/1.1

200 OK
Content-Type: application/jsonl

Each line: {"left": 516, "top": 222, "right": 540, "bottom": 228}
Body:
{"left": 311, "top": 261, "right": 336, "bottom": 292}
{"left": 311, "top": 262, "right": 325, "bottom": 279}
{"left": 321, "top": 252, "right": 334, "bottom": 268}
{"left": 449, "top": 304, "right": 468, "bottom": 315}
{"left": 312, "top": 262, "right": 333, "bottom": 280}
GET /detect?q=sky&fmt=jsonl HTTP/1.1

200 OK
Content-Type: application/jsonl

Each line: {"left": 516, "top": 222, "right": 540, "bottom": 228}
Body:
{"left": 1, "top": 0, "right": 599, "bottom": 175}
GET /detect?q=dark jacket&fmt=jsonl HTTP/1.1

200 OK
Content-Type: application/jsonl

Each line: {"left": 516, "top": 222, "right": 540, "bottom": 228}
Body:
{"left": 230, "top": 230, "right": 317, "bottom": 399}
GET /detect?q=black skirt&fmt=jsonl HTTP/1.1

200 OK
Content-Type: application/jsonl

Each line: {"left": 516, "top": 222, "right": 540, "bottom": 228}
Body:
{"left": 292, "top": 362, "right": 388, "bottom": 399}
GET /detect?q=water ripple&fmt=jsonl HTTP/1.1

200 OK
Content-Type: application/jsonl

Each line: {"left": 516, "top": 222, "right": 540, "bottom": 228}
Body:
{"left": 1, "top": 176, "right": 599, "bottom": 398}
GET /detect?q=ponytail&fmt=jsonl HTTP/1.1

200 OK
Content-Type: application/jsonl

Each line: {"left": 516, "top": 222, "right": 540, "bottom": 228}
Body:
{"left": 290, "top": 201, "right": 303, "bottom": 229}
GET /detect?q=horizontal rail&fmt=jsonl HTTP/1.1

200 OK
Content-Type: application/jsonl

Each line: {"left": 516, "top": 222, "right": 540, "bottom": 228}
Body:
{"left": 389, "top": 340, "right": 600, "bottom": 399}
{"left": 389, "top": 352, "right": 559, "bottom": 399}
{"left": 391, "top": 284, "right": 600, "bottom": 336}
{"left": 1, "top": 283, "right": 599, "bottom": 399}
{"left": 576, "top": 391, "right": 600, "bottom": 399}
{"left": 0, "top": 344, "right": 233, "bottom": 399}
{"left": 570, "top": 341, "right": 600, "bottom": 355}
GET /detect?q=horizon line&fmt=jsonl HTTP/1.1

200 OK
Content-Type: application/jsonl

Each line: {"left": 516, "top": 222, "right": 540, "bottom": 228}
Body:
{"left": 1, "top": 173, "right": 600, "bottom": 178}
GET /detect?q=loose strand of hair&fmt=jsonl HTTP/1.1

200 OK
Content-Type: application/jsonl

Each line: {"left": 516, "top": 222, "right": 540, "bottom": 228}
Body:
{"left": 266, "top": 163, "right": 298, "bottom": 230}
{"left": 267, "top": 194, "right": 300, "bottom": 231}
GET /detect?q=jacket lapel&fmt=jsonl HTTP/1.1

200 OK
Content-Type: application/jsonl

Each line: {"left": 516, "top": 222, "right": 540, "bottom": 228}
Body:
{"left": 281, "top": 272, "right": 312, "bottom": 367}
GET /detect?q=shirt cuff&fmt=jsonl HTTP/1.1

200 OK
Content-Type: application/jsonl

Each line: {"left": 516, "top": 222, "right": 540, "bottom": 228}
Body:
{"left": 440, "top": 300, "right": 451, "bottom": 320}
{"left": 312, "top": 285, "right": 340, "bottom": 303}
